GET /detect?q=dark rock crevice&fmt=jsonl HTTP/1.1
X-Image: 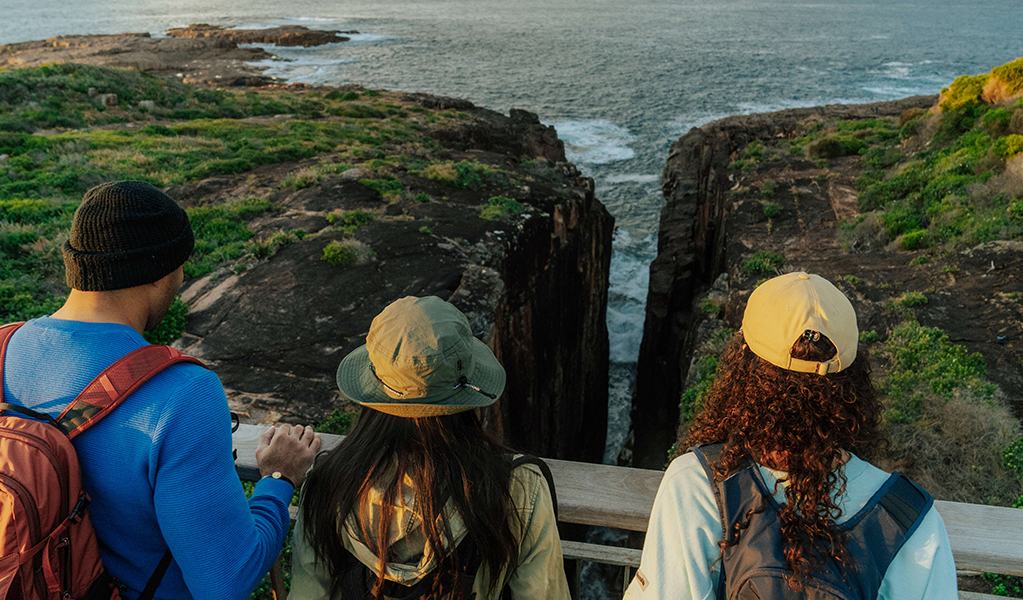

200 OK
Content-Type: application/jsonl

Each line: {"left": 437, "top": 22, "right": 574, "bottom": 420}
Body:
{"left": 631, "top": 97, "right": 938, "bottom": 469}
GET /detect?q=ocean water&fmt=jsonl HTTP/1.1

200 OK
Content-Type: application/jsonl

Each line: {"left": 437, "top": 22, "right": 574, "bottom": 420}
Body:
{"left": 2, "top": 0, "right": 1021, "bottom": 467}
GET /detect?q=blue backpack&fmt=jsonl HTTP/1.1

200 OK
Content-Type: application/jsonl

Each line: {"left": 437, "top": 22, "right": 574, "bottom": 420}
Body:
{"left": 693, "top": 443, "right": 932, "bottom": 600}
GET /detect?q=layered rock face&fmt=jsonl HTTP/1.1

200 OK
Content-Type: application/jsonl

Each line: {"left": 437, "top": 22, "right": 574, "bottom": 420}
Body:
{"left": 174, "top": 105, "right": 613, "bottom": 464}
{"left": 631, "top": 97, "right": 944, "bottom": 468}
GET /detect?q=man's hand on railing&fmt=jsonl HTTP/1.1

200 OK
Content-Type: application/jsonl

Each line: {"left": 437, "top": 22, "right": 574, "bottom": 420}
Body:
{"left": 255, "top": 424, "right": 322, "bottom": 488}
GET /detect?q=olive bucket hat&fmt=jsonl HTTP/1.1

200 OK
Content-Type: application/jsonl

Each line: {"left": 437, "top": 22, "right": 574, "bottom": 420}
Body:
{"left": 336, "top": 296, "right": 506, "bottom": 417}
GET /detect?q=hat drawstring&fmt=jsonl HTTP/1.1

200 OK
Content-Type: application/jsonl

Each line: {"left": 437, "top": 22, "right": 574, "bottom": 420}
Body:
{"left": 371, "top": 366, "right": 405, "bottom": 397}
{"left": 454, "top": 376, "right": 497, "bottom": 399}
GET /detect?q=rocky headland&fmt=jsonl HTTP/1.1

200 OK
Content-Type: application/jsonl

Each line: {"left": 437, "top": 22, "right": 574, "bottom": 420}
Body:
{"left": 631, "top": 78, "right": 1023, "bottom": 512}
{"left": 0, "top": 24, "right": 351, "bottom": 87}
{"left": 0, "top": 31, "right": 613, "bottom": 464}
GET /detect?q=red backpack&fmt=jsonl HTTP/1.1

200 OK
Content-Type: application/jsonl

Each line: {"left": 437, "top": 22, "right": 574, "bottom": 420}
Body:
{"left": 0, "top": 322, "right": 205, "bottom": 600}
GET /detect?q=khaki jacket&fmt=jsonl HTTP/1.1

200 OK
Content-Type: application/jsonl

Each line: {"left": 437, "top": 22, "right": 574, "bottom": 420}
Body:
{"left": 290, "top": 460, "right": 570, "bottom": 600}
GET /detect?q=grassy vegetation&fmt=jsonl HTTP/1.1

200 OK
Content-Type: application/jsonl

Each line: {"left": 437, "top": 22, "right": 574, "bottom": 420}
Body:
{"left": 839, "top": 57, "right": 1023, "bottom": 255}
{"left": 143, "top": 298, "right": 189, "bottom": 345}
{"left": 479, "top": 195, "right": 525, "bottom": 220}
{"left": 738, "top": 251, "right": 785, "bottom": 275}
{"left": 321, "top": 240, "right": 358, "bottom": 266}
{"left": 879, "top": 321, "right": 1019, "bottom": 508}
{"left": 0, "top": 63, "right": 476, "bottom": 331}
{"left": 417, "top": 160, "right": 509, "bottom": 189}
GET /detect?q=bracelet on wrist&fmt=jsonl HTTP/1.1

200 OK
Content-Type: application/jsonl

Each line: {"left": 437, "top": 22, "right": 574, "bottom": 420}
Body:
{"left": 262, "top": 471, "right": 296, "bottom": 489}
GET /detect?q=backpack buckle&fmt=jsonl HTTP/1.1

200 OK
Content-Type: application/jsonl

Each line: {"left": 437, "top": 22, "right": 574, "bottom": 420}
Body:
{"left": 69, "top": 492, "right": 90, "bottom": 523}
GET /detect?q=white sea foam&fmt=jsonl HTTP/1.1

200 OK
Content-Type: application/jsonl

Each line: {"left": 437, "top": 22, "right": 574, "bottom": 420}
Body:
{"left": 881, "top": 62, "right": 913, "bottom": 79}
{"left": 604, "top": 173, "right": 659, "bottom": 184}
{"left": 606, "top": 229, "right": 654, "bottom": 364}
{"left": 862, "top": 84, "right": 931, "bottom": 98}
{"left": 245, "top": 51, "right": 357, "bottom": 86}
{"left": 550, "top": 120, "right": 637, "bottom": 164}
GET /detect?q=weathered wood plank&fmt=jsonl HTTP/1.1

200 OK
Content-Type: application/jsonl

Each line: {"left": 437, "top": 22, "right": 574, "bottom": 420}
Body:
{"left": 561, "top": 541, "right": 641, "bottom": 567}
{"left": 935, "top": 500, "right": 1023, "bottom": 577}
{"left": 234, "top": 424, "right": 1023, "bottom": 577}
{"left": 959, "top": 593, "right": 1007, "bottom": 600}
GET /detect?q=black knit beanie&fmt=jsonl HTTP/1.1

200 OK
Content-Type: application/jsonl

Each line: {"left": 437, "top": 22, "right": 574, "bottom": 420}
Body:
{"left": 63, "top": 181, "right": 194, "bottom": 291}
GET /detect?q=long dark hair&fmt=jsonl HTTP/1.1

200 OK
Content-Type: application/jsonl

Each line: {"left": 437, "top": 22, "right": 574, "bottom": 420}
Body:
{"left": 301, "top": 407, "right": 521, "bottom": 599}
{"left": 684, "top": 330, "right": 884, "bottom": 591}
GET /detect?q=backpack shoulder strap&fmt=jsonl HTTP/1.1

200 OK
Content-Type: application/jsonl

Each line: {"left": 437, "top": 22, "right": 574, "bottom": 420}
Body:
{"left": 510, "top": 454, "right": 558, "bottom": 520}
{"left": 878, "top": 473, "right": 933, "bottom": 537}
{"left": 0, "top": 322, "right": 27, "bottom": 404}
{"left": 57, "top": 344, "right": 206, "bottom": 440}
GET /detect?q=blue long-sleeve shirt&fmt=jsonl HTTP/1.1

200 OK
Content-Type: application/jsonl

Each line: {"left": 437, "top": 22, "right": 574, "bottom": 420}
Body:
{"left": 2, "top": 317, "right": 293, "bottom": 600}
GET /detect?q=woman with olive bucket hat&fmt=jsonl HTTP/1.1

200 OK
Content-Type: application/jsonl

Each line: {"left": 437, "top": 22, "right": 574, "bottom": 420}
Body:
{"left": 291, "top": 296, "right": 570, "bottom": 600}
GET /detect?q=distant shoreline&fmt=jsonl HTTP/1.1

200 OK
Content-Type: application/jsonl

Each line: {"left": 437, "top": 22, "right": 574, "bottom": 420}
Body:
{"left": 0, "top": 24, "right": 354, "bottom": 87}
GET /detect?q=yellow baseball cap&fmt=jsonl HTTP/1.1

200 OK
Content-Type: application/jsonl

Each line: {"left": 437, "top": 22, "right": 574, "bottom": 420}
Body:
{"left": 742, "top": 272, "right": 857, "bottom": 375}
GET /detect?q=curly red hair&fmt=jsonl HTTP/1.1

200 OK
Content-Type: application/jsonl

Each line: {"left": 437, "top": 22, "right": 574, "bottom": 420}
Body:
{"left": 683, "top": 330, "right": 883, "bottom": 590}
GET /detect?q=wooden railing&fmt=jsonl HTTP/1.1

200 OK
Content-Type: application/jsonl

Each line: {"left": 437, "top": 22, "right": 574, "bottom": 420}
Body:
{"left": 233, "top": 424, "right": 1023, "bottom": 599}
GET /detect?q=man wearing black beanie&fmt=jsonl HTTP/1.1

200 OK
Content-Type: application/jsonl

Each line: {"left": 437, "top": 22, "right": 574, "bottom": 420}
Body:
{"left": 1, "top": 181, "right": 321, "bottom": 600}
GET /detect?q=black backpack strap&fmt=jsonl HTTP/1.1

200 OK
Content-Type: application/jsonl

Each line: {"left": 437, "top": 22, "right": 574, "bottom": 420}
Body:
{"left": 879, "top": 473, "right": 933, "bottom": 537}
{"left": 137, "top": 550, "right": 173, "bottom": 600}
{"left": 690, "top": 444, "right": 727, "bottom": 544}
{"left": 509, "top": 454, "right": 557, "bottom": 521}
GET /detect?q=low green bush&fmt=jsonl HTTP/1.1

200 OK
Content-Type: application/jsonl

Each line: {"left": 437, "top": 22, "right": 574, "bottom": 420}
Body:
{"left": 322, "top": 240, "right": 357, "bottom": 266}
{"left": 359, "top": 176, "right": 403, "bottom": 197}
{"left": 897, "top": 229, "right": 929, "bottom": 250}
{"left": 886, "top": 290, "right": 928, "bottom": 312}
{"left": 738, "top": 251, "right": 785, "bottom": 275}
{"left": 994, "top": 134, "right": 1023, "bottom": 159}
{"left": 882, "top": 321, "right": 991, "bottom": 419}
{"left": 806, "top": 136, "right": 867, "bottom": 159}
{"left": 940, "top": 73, "right": 990, "bottom": 112}
{"left": 479, "top": 196, "right": 525, "bottom": 220}
{"left": 991, "top": 57, "right": 1023, "bottom": 95}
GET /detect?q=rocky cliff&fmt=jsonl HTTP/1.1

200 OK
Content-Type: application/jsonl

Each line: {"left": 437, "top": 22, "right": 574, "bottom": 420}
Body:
{"left": 631, "top": 96, "right": 1023, "bottom": 469}
{"left": 169, "top": 100, "right": 613, "bottom": 464}
{"left": 0, "top": 32, "right": 614, "bottom": 464}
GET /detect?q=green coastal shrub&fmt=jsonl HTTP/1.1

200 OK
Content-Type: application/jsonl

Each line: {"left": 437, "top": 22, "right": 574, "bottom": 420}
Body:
{"left": 479, "top": 196, "right": 525, "bottom": 220}
{"left": 322, "top": 240, "right": 357, "bottom": 266}
{"left": 806, "top": 136, "right": 868, "bottom": 159}
{"left": 879, "top": 321, "right": 1019, "bottom": 507}
{"left": 991, "top": 57, "right": 1023, "bottom": 95}
{"left": 327, "top": 209, "right": 375, "bottom": 233}
{"left": 897, "top": 229, "right": 929, "bottom": 250}
{"left": 882, "top": 321, "right": 990, "bottom": 417}
{"left": 763, "top": 202, "right": 781, "bottom": 218}
{"left": 940, "top": 73, "right": 990, "bottom": 112}
{"left": 420, "top": 160, "right": 503, "bottom": 189}
{"left": 885, "top": 291, "right": 928, "bottom": 312}
{"left": 994, "top": 134, "right": 1023, "bottom": 159}
{"left": 359, "top": 176, "right": 403, "bottom": 198}
{"left": 738, "top": 251, "right": 785, "bottom": 275}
